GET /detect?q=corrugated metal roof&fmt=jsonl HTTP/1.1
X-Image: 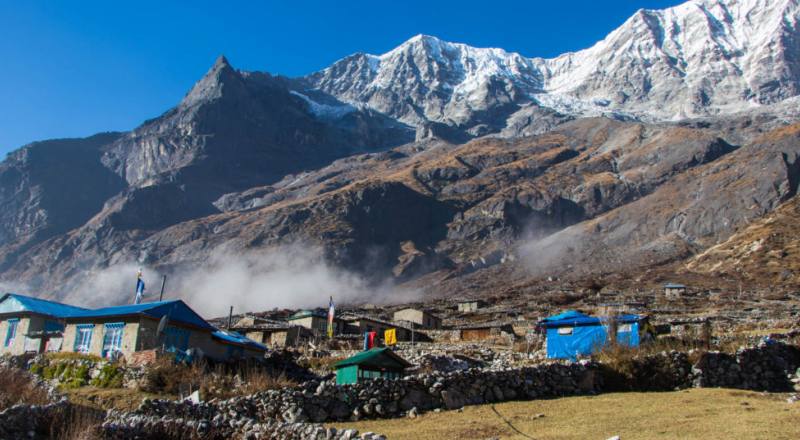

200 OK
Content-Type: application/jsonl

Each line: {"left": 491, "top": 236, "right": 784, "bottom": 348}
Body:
{"left": 68, "top": 300, "right": 215, "bottom": 331}
{"left": 288, "top": 309, "right": 327, "bottom": 320}
{"left": 539, "top": 310, "right": 640, "bottom": 328}
{"left": 333, "top": 347, "right": 412, "bottom": 369}
{"left": 211, "top": 330, "right": 268, "bottom": 351}
{"left": 0, "top": 293, "right": 89, "bottom": 318}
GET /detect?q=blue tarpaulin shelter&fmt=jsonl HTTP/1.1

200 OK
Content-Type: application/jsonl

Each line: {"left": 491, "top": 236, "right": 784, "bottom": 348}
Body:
{"left": 539, "top": 310, "right": 641, "bottom": 360}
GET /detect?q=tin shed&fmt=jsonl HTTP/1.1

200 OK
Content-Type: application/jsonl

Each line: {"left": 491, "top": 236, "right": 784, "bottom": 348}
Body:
{"left": 333, "top": 347, "right": 412, "bottom": 385}
{"left": 538, "top": 310, "right": 641, "bottom": 360}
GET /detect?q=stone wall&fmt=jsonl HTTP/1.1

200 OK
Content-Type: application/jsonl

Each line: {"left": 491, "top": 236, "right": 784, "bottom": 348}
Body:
{"left": 0, "top": 400, "right": 72, "bottom": 440}
{"left": 2, "top": 341, "right": 799, "bottom": 439}
{"left": 692, "top": 342, "right": 800, "bottom": 391}
{"left": 101, "top": 409, "right": 382, "bottom": 440}
{"left": 130, "top": 361, "right": 599, "bottom": 426}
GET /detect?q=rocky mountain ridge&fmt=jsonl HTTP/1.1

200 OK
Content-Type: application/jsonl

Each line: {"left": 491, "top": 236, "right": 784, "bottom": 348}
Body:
{"left": 1, "top": 0, "right": 799, "bottom": 306}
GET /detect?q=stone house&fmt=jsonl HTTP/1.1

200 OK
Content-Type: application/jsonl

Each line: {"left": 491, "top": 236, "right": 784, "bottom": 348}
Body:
{"left": 457, "top": 300, "right": 485, "bottom": 313}
{"left": 0, "top": 293, "right": 266, "bottom": 362}
{"left": 0, "top": 293, "right": 88, "bottom": 355}
{"left": 340, "top": 314, "right": 417, "bottom": 343}
{"left": 453, "top": 323, "right": 516, "bottom": 342}
{"left": 287, "top": 309, "right": 346, "bottom": 337}
{"left": 392, "top": 308, "right": 442, "bottom": 329}
{"left": 231, "top": 315, "right": 312, "bottom": 347}
{"left": 664, "top": 283, "right": 687, "bottom": 299}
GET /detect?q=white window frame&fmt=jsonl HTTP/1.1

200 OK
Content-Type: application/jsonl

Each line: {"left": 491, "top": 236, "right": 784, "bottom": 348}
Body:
{"left": 74, "top": 325, "right": 94, "bottom": 353}
{"left": 557, "top": 326, "right": 574, "bottom": 335}
{"left": 5, "top": 318, "right": 19, "bottom": 347}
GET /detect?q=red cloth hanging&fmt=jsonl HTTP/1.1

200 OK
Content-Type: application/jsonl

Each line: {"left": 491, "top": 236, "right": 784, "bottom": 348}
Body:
{"left": 368, "top": 331, "right": 377, "bottom": 348}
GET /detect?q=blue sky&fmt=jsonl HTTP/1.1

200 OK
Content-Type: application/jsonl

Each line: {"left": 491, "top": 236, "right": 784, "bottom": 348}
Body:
{"left": 0, "top": 0, "right": 681, "bottom": 155}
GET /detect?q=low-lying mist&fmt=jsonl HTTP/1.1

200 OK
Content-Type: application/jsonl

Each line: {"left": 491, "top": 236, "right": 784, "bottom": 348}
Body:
{"left": 59, "top": 245, "right": 421, "bottom": 318}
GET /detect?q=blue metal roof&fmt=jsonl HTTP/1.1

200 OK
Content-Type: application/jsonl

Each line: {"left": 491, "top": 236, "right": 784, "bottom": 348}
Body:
{"left": 68, "top": 300, "right": 215, "bottom": 331}
{"left": 0, "top": 293, "right": 89, "bottom": 318}
{"left": 288, "top": 309, "right": 327, "bottom": 320}
{"left": 664, "top": 283, "right": 686, "bottom": 289}
{"left": 539, "top": 310, "right": 640, "bottom": 328}
{"left": 212, "top": 329, "right": 268, "bottom": 351}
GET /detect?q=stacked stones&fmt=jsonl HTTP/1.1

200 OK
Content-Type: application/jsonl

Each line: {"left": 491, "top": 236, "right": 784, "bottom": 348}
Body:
{"left": 0, "top": 399, "right": 75, "bottom": 440}
{"left": 625, "top": 351, "right": 693, "bottom": 391}
{"left": 101, "top": 409, "right": 382, "bottom": 440}
{"left": 130, "top": 361, "right": 598, "bottom": 427}
{"left": 692, "top": 341, "right": 800, "bottom": 391}
{"left": 394, "top": 343, "right": 528, "bottom": 372}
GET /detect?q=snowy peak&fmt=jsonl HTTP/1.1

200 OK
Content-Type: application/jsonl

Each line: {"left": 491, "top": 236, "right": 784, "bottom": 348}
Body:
{"left": 309, "top": 33, "right": 543, "bottom": 130}
{"left": 537, "top": 0, "right": 800, "bottom": 117}
{"left": 304, "top": 0, "right": 800, "bottom": 135}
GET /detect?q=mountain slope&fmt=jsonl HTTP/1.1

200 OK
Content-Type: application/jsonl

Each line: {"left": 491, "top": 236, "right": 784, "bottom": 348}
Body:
{"left": 1, "top": 0, "right": 800, "bottom": 306}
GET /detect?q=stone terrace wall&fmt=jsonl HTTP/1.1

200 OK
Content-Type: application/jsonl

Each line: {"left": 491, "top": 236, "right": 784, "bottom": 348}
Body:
{"left": 101, "top": 410, "right": 379, "bottom": 440}
{"left": 131, "top": 361, "right": 599, "bottom": 426}
{"left": 3, "top": 342, "right": 798, "bottom": 439}
{"left": 692, "top": 342, "right": 800, "bottom": 391}
{"left": 0, "top": 400, "right": 71, "bottom": 440}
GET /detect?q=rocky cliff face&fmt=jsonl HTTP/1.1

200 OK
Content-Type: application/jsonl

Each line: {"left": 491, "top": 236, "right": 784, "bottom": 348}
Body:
{"left": 0, "top": 132, "right": 126, "bottom": 269}
{"left": 1, "top": 0, "right": 799, "bottom": 302}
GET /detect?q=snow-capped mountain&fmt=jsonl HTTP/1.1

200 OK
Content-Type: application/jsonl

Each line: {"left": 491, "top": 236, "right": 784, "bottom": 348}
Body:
{"left": 303, "top": 0, "right": 800, "bottom": 137}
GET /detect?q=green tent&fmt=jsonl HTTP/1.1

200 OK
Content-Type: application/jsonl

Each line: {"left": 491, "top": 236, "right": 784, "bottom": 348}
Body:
{"left": 333, "top": 347, "right": 412, "bottom": 385}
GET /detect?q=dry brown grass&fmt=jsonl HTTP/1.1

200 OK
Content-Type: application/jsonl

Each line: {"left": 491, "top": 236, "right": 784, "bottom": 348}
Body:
{"left": 64, "top": 387, "right": 173, "bottom": 412}
{"left": 303, "top": 355, "right": 346, "bottom": 373}
{"left": 0, "top": 366, "right": 51, "bottom": 410}
{"left": 331, "top": 388, "right": 800, "bottom": 440}
{"left": 235, "top": 366, "right": 296, "bottom": 396}
{"left": 141, "top": 358, "right": 297, "bottom": 400}
{"left": 50, "top": 405, "right": 104, "bottom": 440}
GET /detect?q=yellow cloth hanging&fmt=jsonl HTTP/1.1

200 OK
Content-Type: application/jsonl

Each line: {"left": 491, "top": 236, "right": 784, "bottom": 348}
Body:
{"left": 384, "top": 328, "right": 397, "bottom": 346}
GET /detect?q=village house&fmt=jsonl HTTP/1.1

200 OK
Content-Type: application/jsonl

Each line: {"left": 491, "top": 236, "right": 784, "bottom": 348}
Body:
{"left": 0, "top": 293, "right": 88, "bottom": 355}
{"left": 340, "top": 313, "right": 421, "bottom": 343}
{"left": 0, "top": 293, "right": 266, "bottom": 362}
{"left": 231, "top": 315, "right": 312, "bottom": 347}
{"left": 392, "top": 307, "right": 442, "bottom": 329}
{"left": 457, "top": 300, "right": 485, "bottom": 313}
{"left": 287, "top": 309, "right": 346, "bottom": 337}
{"left": 453, "top": 323, "right": 516, "bottom": 342}
{"left": 664, "top": 283, "right": 687, "bottom": 299}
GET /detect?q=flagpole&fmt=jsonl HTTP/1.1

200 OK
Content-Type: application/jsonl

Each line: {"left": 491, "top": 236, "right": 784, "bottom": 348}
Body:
{"left": 159, "top": 275, "right": 167, "bottom": 301}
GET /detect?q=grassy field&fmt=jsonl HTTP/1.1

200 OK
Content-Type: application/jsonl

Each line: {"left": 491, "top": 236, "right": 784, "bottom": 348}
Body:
{"left": 330, "top": 388, "right": 800, "bottom": 440}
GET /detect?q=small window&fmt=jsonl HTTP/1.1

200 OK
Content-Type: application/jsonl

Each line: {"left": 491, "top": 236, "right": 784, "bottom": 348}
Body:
{"left": 74, "top": 324, "right": 94, "bottom": 353}
{"left": 102, "top": 323, "right": 125, "bottom": 358}
{"left": 617, "top": 324, "right": 632, "bottom": 333}
{"left": 5, "top": 318, "right": 19, "bottom": 347}
{"left": 557, "top": 327, "right": 573, "bottom": 335}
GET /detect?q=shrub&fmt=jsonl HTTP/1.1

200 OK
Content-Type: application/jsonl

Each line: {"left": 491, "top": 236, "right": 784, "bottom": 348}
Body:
{"left": 90, "top": 364, "right": 124, "bottom": 388}
{"left": 141, "top": 357, "right": 298, "bottom": 399}
{"left": 0, "top": 366, "right": 51, "bottom": 410}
